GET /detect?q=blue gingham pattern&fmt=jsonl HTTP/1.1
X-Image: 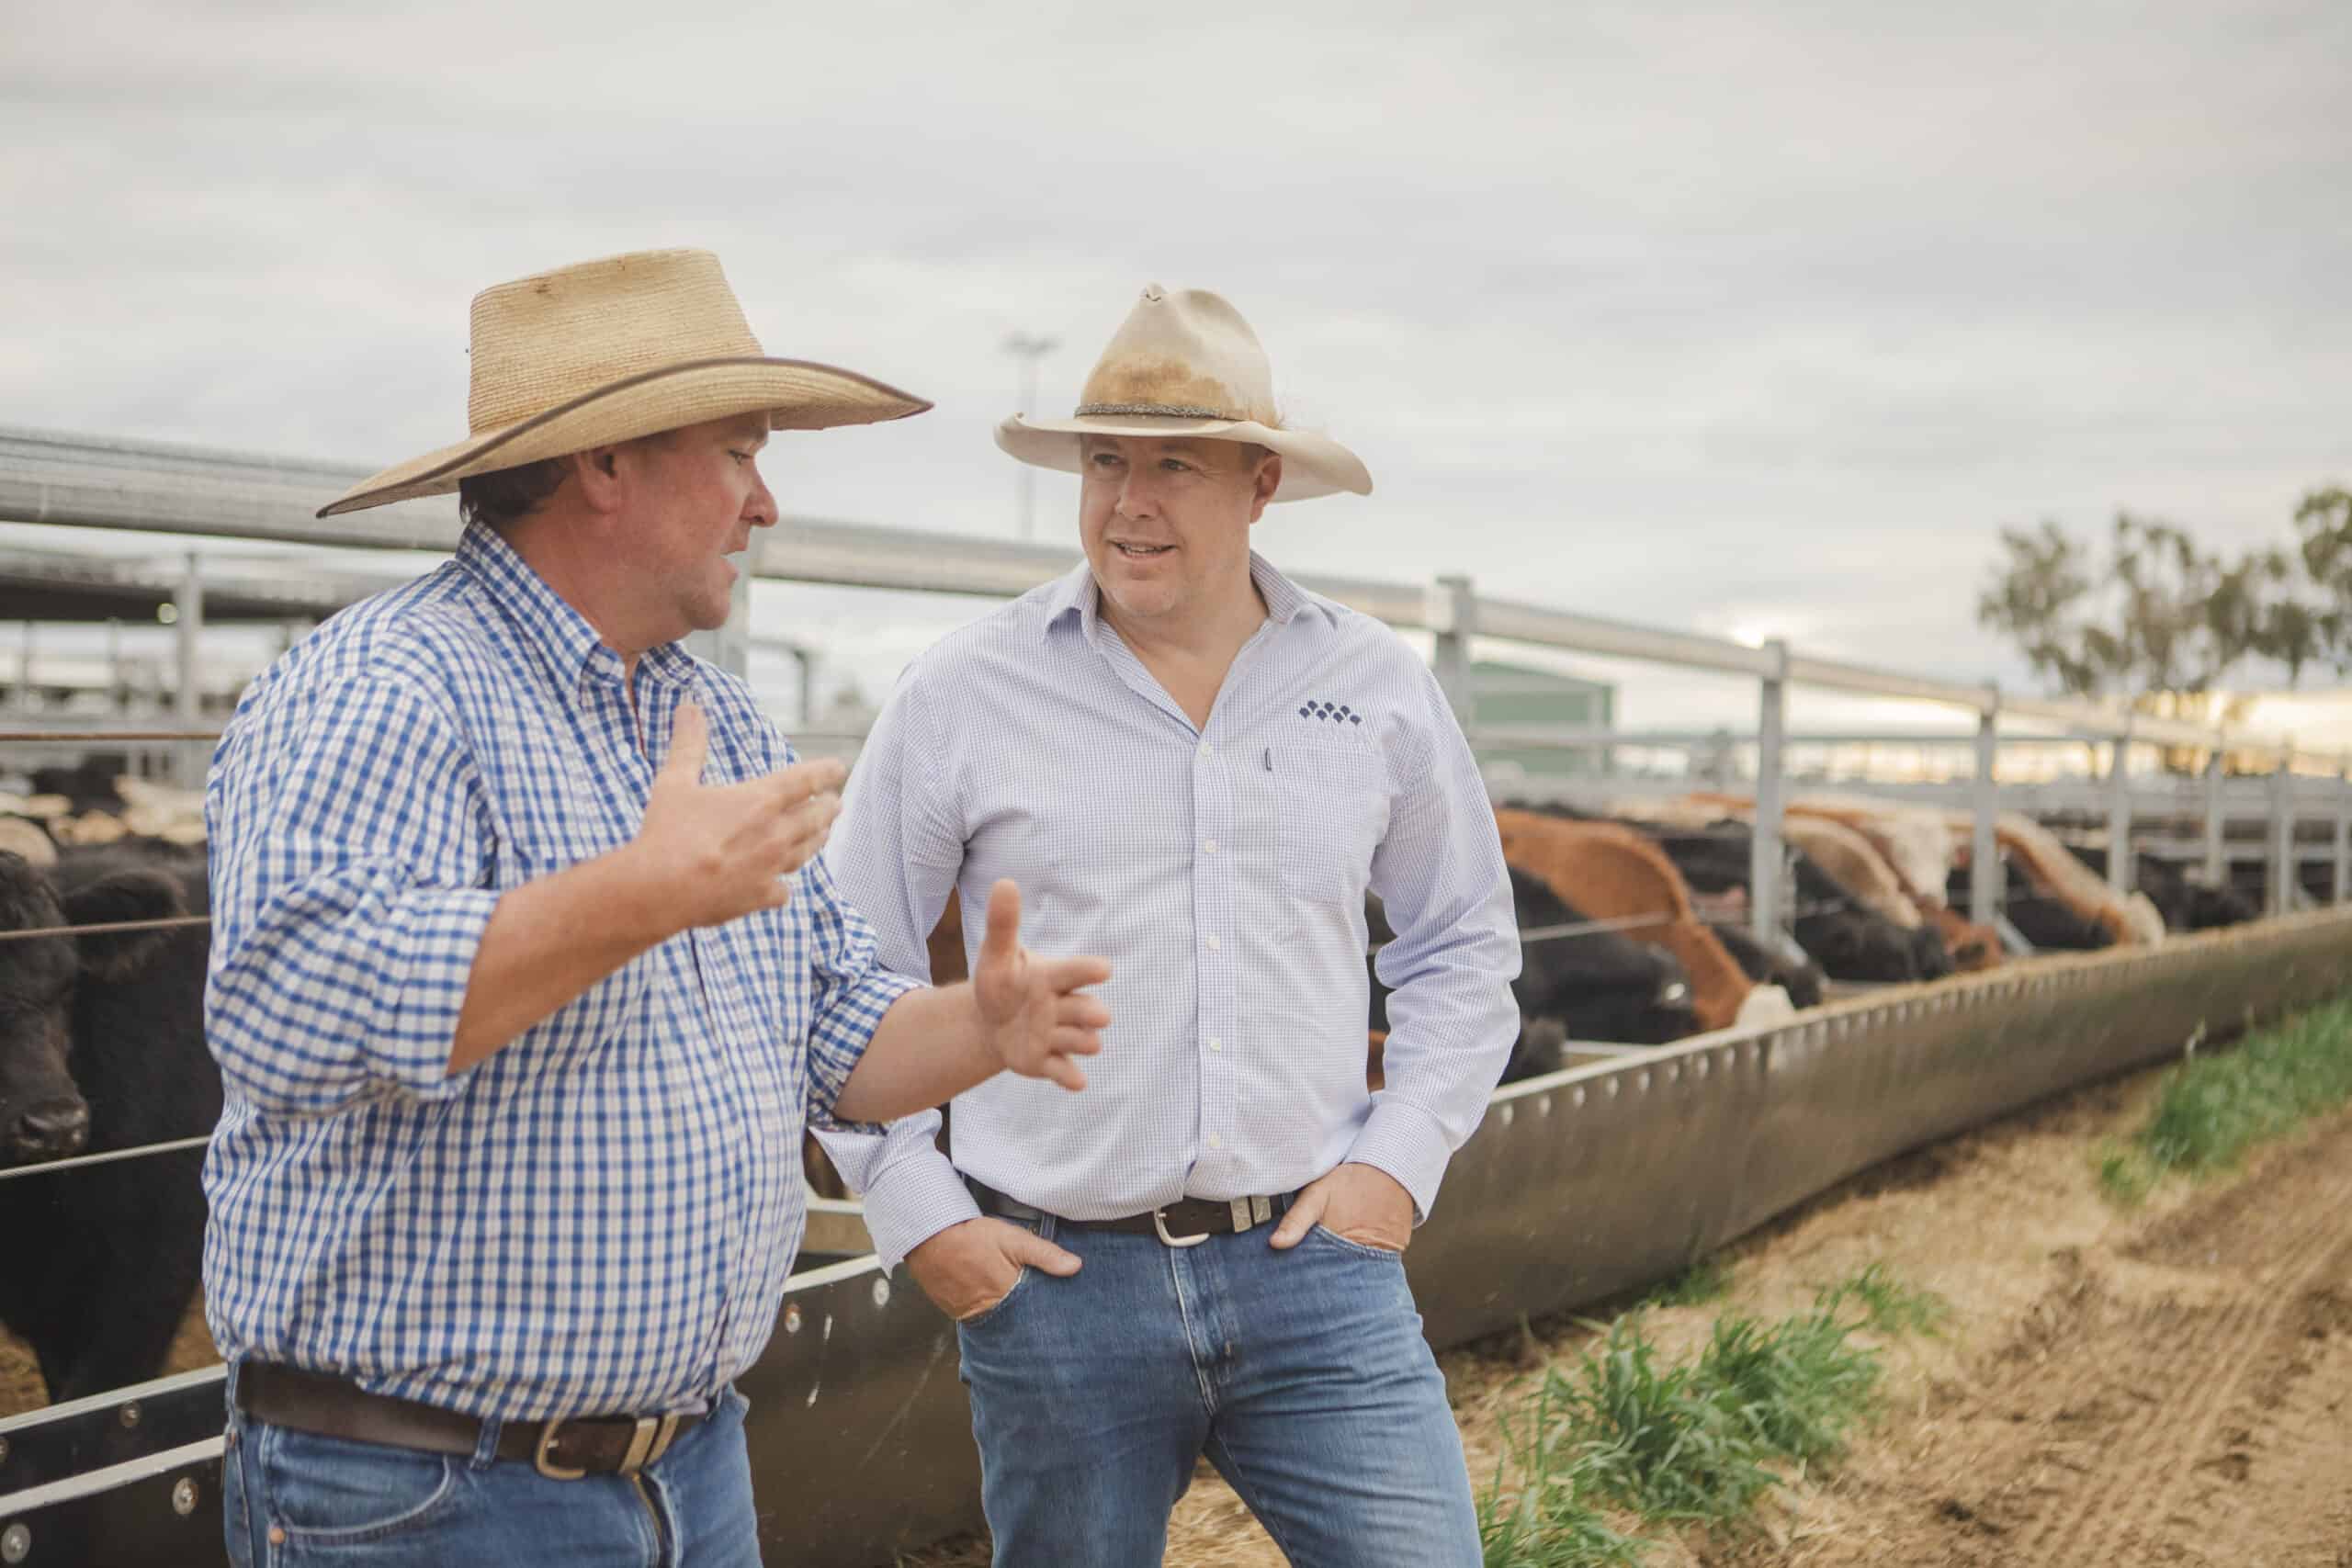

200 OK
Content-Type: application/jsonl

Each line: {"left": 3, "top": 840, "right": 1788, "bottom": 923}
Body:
{"left": 202, "top": 522, "right": 918, "bottom": 1421}
{"left": 819, "top": 554, "right": 1521, "bottom": 1269}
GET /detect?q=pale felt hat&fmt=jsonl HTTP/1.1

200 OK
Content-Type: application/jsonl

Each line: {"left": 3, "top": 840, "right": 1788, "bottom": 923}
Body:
{"left": 319, "top": 248, "right": 930, "bottom": 517}
{"left": 995, "top": 285, "right": 1371, "bottom": 503}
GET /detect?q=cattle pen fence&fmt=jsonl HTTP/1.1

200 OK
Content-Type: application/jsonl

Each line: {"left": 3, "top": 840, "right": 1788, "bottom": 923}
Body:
{"left": 2, "top": 424, "right": 2351, "bottom": 1565}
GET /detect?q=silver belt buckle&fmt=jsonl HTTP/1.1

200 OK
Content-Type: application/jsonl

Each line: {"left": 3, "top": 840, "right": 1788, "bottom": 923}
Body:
{"left": 617, "top": 1413, "right": 684, "bottom": 1477}
{"left": 535, "top": 1412, "right": 684, "bottom": 1480}
{"left": 533, "top": 1416, "right": 587, "bottom": 1482}
{"left": 1151, "top": 1206, "right": 1211, "bottom": 1247}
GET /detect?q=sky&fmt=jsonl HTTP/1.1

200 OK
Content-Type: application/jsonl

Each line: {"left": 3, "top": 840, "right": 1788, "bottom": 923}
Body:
{"left": 5, "top": 0, "right": 2348, "bottom": 743}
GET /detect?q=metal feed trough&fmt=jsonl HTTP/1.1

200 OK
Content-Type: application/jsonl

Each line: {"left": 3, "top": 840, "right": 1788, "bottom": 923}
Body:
{"left": 6, "top": 908, "right": 2349, "bottom": 1564}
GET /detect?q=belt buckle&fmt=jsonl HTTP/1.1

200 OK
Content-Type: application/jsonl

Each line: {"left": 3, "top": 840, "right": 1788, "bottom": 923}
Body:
{"left": 1151, "top": 1206, "right": 1211, "bottom": 1247}
{"left": 617, "top": 1414, "right": 683, "bottom": 1478}
{"left": 533, "top": 1417, "right": 588, "bottom": 1482}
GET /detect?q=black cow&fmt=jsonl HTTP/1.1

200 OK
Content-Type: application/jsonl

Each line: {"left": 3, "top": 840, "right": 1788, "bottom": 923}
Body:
{"left": 2069, "top": 847, "right": 2257, "bottom": 932}
{"left": 1713, "top": 921, "right": 1826, "bottom": 1010}
{"left": 28, "top": 756, "right": 134, "bottom": 817}
{"left": 1946, "top": 857, "right": 2114, "bottom": 950}
{"left": 1369, "top": 870, "right": 1699, "bottom": 1083}
{"left": 1638, "top": 823, "right": 1951, "bottom": 984}
{"left": 0, "top": 846, "right": 218, "bottom": 1404}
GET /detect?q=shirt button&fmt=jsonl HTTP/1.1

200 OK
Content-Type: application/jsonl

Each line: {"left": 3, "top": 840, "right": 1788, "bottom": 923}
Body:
{"left": 1207, "top": 1134, "right": 1224, "bottom": 1151}
{"left": 1205, "top": 934, "right": 1221, "bottom": 953}
{"left": 1198, "top": 741, "right": 1213, "bottom": 759}
{"left": 1208, "top": 1037, "right": 1224, "bottom": 1052}
{"left": 1203, "top": 839, "right": 1218, "bottom": 855}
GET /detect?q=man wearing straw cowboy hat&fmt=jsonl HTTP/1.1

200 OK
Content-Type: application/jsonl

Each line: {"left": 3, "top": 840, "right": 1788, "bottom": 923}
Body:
{"left": 822, "top": 285, "right": 1520, "bottom": 1564}
{"left": 201, "top": 248, "right": 1113, "bottom": 1566}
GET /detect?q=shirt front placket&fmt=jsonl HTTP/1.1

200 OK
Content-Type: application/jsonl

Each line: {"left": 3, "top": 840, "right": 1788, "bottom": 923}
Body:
{"left": 586, "top": 655, "right": 760, "bottom": 1397}
{"left": 1086, "top": 615, "right": 1281, "bottom": 1191}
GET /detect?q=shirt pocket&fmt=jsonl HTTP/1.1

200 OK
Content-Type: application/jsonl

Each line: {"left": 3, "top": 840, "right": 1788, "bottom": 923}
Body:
{"left": 1267, "top": 741, "right": 1390, "bottom": 907}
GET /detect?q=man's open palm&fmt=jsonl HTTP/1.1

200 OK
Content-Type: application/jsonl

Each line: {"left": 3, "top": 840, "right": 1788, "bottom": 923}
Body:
{"left": 970, "top": 880, "right": 1111, "bottom": 1091}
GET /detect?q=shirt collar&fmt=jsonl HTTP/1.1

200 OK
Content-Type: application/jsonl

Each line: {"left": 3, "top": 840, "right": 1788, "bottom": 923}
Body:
{"left": 1039, "top": 550, "right": 1332, "bottom": 644}
{"left": 455, "top": 522, "right": 699, "bottom": 694}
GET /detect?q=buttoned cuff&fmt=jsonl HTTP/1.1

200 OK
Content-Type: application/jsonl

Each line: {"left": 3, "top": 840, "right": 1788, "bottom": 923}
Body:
{"left": 1345, "top": 1100, "right": 1457, "bottom": 1225}
{"left": 858, "top": 1148, "right": 983, "bottom": 1272}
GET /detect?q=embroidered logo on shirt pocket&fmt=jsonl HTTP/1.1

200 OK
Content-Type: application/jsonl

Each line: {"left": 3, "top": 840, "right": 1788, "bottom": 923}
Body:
{"left": 1267, "top": 741, "right": 1389, "bottom": 907}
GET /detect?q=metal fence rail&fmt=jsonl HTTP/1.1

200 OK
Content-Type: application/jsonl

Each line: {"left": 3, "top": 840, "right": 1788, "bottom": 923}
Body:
{"left": 10, "top": 422, "right": 2351, "bottom": 941}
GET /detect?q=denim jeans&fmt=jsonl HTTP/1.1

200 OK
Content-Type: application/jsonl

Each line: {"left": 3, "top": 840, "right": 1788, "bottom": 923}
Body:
{"left": 220, "top": 1363, "right": 761, "bottom": 1567}
{"left": 955, "top": 1212, "right": 1481, "bottom": 1567}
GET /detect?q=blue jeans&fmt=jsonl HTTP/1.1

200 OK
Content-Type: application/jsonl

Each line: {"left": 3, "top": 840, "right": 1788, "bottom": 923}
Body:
{"left": 220, "top": 1364, "right": 760, "bottom": 1567}
{"left": 955, "top": 1212, "right": 1481, "bottom": 1567}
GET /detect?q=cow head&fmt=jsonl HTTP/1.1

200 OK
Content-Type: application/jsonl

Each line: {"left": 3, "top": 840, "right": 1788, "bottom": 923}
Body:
{"left": 1504, "top": 1014, "right": 1572, "bottom": 1082}
{"left": 0, "top": 852, "right": 186, "bottom": 1168}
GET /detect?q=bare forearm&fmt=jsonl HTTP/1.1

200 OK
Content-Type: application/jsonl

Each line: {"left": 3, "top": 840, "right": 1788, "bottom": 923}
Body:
{"left": 833, "top": 983, "right": 998, "bottom": 1123}
{"left": 448, "top": 846, "right": 676, "bottom": 1074}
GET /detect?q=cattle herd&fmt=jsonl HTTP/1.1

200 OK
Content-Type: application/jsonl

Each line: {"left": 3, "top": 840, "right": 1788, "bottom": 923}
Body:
{"left": 0, "top": 762, "right": 2266, "bottom": 1410}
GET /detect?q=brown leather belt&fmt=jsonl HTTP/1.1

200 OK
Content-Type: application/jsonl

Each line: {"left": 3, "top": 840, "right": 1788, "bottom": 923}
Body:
{"left": 235, "top": 1361, "right": 707, "bottom": 1481}
{"left": 970, "top": 1179, "right": 1295, "bottom": 1247}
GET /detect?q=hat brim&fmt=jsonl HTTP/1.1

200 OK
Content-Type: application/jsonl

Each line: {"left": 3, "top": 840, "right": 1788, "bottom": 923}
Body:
{"left": 319, "top": 356, "right": 931, "bottom": 517}
{"left": 993, "top": 413, "right": 1371, "bottom": 503}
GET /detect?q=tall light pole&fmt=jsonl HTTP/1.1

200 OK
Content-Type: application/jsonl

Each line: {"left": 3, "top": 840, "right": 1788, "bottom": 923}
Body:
{"left": 1003, "top": 332, "right": 1057, "bottom": 539}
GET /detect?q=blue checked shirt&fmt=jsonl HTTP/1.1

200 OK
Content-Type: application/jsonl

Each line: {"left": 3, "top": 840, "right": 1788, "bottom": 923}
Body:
{"left": 201, "top": 522, "right": 918, "bottom": 1421}
{"left": 819, "top": 554, "right": 1520, "bottom": 1269}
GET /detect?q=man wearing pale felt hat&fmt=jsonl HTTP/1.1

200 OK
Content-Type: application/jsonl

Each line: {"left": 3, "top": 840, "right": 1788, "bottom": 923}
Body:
{"left": 823, "top": 285, "right": 1520, "bottom": 1564}
{"left": 203, "top": 248, "right": 1113, "bottom": 1567}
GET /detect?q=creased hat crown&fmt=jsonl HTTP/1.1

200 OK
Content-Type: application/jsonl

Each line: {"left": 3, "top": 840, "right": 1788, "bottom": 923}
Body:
{"left": 315, "top": 246, "right": 929, "bottom": 517}
{"left": 466, "top": 249, "right": 764, "bottom": 433}
{"left": 1075, "top": 285, "right": 1277, "bottom": 426}
{"left": 993, "top": 281, "right": 1372, "bottom": 503}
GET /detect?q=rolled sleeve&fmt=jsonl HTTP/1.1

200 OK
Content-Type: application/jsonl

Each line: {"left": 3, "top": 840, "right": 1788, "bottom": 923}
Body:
{"left": 206, "top": 671, "right": 497, "bottom": 1116}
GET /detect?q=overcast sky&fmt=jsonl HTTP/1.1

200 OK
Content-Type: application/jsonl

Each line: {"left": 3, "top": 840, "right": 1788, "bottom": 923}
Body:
{"left": 6, "top": 0, "right": 2348, "bottom": 735}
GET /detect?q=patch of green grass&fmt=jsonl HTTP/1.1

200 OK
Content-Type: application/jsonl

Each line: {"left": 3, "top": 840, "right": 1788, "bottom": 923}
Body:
{"left": 1555, "top": 1317, "right": 1778, "bottom": 1528}
{"left": 1695, "top": 1310, "right": 1883, "bottom": 1465}
{"left": 2099, "top": 997, "right": 2352, "bottom": 1207}
{"left": 1815, "top": 1262, "right": 1948, "bottom": 1339}
{"left": 1476, "top": 1262, "right": 1928, "bottom": 1558}
{"left": 2142, "top": 998, "right": 2352, "bottom": 1172}
{"left": 2095, "top": 1139, "right": 2158, "bottom": 1206}
{"left": 1478, "top": 1374, "right": 1648, "bottom": 1568}
{"left": 1642, "top": 1256, "right": 1732, "bottom": 1309}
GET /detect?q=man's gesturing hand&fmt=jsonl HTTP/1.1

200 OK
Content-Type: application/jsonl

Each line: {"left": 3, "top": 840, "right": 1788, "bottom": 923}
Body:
{"left": 970, "top": 879, "right": 1111, "bottom": 1091}
{"left": 634, "top": 701, "right": 844, "bottom": 932}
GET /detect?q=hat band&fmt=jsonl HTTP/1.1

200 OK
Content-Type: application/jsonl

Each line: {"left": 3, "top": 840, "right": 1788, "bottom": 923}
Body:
{"left": 1073, "top": 400, "right": 1244, "bottom": 421}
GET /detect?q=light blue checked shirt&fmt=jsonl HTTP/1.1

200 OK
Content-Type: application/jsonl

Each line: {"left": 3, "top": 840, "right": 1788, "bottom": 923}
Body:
{"left": 819, "top": 555, "right": 1519, "bottom": 1269}
{"left": 201, "top": 522, "right": 918, "bottom": 1421}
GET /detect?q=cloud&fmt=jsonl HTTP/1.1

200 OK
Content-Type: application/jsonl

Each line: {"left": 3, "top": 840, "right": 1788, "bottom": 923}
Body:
{"left": 3, "top": 0, "right": 2349, "bottom": 724}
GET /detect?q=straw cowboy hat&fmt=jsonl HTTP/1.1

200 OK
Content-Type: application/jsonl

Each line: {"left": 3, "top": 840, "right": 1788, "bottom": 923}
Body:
{"left": 995, "top": 285, "right": 1371, "bottom": 502}
{"left": 320, "top": 248, "right": 930, "bottom": 517}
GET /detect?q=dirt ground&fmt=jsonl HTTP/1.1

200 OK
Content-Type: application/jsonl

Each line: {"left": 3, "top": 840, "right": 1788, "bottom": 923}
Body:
{"left": 10, "top": 1062, "right": 2346, "bottom": 1566}
{"left": 909, "top": 1059, "right": 2352, "bottom": 1567}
